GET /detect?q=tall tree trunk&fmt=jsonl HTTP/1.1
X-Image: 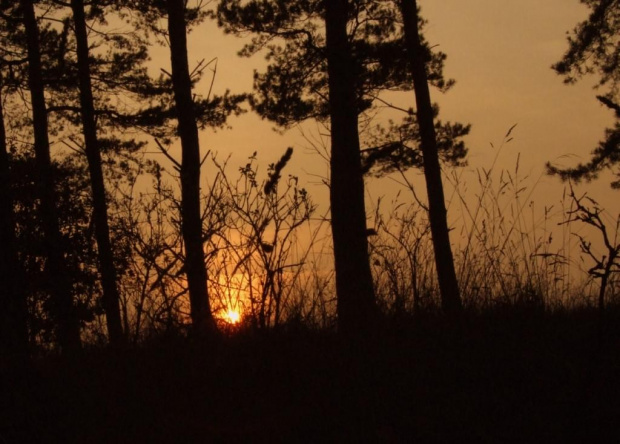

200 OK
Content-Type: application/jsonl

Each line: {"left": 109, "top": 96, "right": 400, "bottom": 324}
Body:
{"left": 21, "top": 0, "right": 82, "bottom": 353}
{"left": 70, "top": 0, "right": 124, "bottom": 347}
{"left": 325, "top": 0, "right": 378, "bottom": 335}
{"left": 166, "top": 0, "right": 216, "bottom": 335}
{"left": 399, "top": 0, "right": 462, "bottom": 314}
{"left": 0, "top": 83, "right": 29, "bottom": 360}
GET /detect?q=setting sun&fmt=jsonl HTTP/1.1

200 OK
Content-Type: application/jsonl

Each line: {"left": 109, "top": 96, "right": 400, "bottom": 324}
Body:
{"left": 224, "top": 309, "right": 241, "bottom": 325}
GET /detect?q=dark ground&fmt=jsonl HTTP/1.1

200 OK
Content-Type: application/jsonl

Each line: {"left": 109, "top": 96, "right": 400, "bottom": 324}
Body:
{"left": 2, "top": 310, "right": 620, "bottom": 443}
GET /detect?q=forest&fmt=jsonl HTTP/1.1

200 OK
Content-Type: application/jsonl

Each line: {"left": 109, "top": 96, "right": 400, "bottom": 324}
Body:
{"left": 1, "top": 0, "right": 619, "bottom": 441}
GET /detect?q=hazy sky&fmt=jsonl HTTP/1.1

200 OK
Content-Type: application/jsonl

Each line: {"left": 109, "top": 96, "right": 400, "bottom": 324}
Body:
{"left": 156, "top": 0, "right": 617, "bottom": 227}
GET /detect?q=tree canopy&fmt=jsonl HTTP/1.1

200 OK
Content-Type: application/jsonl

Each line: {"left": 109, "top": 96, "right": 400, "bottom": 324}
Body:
{"left": 548, "top": 0, "right": 620, "bottom": 188}
{"left": 215, "top": 0, "right": 469, "bottom": 174}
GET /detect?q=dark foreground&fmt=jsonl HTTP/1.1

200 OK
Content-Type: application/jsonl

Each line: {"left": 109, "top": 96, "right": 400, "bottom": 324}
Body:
{"left": 2, "top": 311, "right": 620, "bottom": 443}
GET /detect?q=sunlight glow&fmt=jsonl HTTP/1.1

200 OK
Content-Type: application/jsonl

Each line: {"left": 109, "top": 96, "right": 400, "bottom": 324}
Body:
{"left": 225, "top": 309, "right": 241, "bottom": 325}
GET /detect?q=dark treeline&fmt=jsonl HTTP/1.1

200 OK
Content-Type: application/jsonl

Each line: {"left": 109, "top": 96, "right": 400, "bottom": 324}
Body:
{"left": 0, "top": 0, "right": 617, "bottom": 348}
{"left": 0, "top": 0, "right": 617, "bottom": 353}
{"left": 0, "top": 0, "right": 473, "bottom": 355}
{"left": 1, "top": 0, "right": 620, "bottom": 441}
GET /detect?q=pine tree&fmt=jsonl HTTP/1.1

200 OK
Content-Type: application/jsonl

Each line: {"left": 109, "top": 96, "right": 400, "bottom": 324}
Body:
{"left": 324, "top": 0, "right": 378, "bottom": 334}
{"left": 216, "top": 0, "right": 467, "bottom": 327}
{"left": 547, "top": 0, "right": 620, "bottom": 188}
{"left": 125, "top": 0, "right": 246, "bottom": 335}
{"left": 399, "top": 0, "right": 461, "bottom": 314}
{"left": 0, "top": 76, "right": 29, "bottom": 360}
{"left": 165, "top": 0, "right": 217, "bottom": 335}
{"left": 68, "top": 0, "right": 124, "bottom": 346}
{"left": 20, "top": 0, "right": 81, "bottom": 353}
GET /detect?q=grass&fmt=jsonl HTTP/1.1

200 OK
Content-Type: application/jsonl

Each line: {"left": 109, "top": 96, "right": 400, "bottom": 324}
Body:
{"left": 6, "top": 133, "right": 620, "bottom": 442}
{"left": 2, "top": 308, "right": 620, "bottom": 443}
{"left": 370, "top": 128, "right": 620, "bottom": 317}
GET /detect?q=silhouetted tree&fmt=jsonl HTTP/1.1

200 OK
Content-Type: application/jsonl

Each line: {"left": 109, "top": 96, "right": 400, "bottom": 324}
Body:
{"left": 360, "top": 112, "right": 469, "bottom": 176}
{"left": 9, "top": 150, "right": 102, "bottom": 347}
{"left": 0, "top": 79, "right": 29, "bottom": 359}
{"left": 399, "top": 0, "right": 461, "bottom": 314}
{"left": 68, "top": 0, "right": 124, "bottom": 346}
{"left": 33, "top": 0, "right": 202, "bottom": 343}
{"left": 216, "top": 0, "right": 467, "bottom": 329}
{"left": 113, "top": 0, "right": 245, "bottom": 336}
{"left": 20, "top": 0, "right": 81, "bottom": 353}
{"left": 563, "top": 186, "right": 620, "bottom": 317}
{"left": 547, "top": 0, "right": 620, "bottom": 188}
{"left": 165, "top": 0, "right": 217, "bottom": 335}
{"left": 324, "top": 0, "right": 378, "bottom": 333}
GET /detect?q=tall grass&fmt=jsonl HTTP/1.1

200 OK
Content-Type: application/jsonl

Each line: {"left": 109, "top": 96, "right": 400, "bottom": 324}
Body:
{"left": 368, "top": 126, "right": 619, "bottom": 317}
{"left": 80, "top": 134, "right": 619, "bottom": 344}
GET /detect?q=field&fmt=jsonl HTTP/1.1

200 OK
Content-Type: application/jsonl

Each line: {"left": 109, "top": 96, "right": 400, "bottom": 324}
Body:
{"left": 2, "top": 309, "right": 619, "bottom": 443}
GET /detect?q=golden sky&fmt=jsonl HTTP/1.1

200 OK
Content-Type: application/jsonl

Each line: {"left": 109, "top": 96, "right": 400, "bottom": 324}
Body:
{"left": 152, "top": 1, "right": 617, "bottom": 228}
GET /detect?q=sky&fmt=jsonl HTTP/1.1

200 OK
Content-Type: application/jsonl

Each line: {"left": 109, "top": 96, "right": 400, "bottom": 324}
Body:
{"left": 151, "top": 0, "right": 617, "bottom": 245}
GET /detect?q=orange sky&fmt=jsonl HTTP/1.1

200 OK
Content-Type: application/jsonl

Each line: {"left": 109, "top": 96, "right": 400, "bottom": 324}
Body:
{"left": 150, "top": 1, "right": 617, "bottom": 240}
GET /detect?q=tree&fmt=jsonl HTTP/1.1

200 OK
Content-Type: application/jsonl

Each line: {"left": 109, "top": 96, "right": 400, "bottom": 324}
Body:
{"left": 19, "top": 0, "right": 81, "bottom": 353}
{"left": 9, "top": 149, "right": 103, "bottom": 348}
{"left": 0, "top": 78, "right": 29, "bottom": 359}
{"left": 547, "top": 0, "right": 620, "bottom": 188}
{"left": 39, "top": 0, "right": 183, "bottom": 344}
{"left": 114, "top": 0, "right": 245, "bottom": 336}
{"left": 216, "top": 0, "right": 466, "bottom": 328}
{"left": 398, "top": 0, "right": 461, "bottom": 314}
{"left": 324, "top": 0, "right": 378, "bottom": 333}
{"left": 0, "top": 2, "right": 29, "bottom": 359}
{"left": 166, "top": 0, "right": 217, "bottom": 334}
{"left": 69, "top": 0, "right": 124, "bottom": 346}
{"left": 40, "top": 0, "right": 211, "bottom": 342}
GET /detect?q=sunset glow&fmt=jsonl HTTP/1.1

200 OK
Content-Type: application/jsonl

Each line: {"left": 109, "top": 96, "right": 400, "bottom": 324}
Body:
{"left": 4, "top": 0, "right": 617, "bottom": 440}
{"left": 224, "top": 308, "right": 241, "bottom": 325}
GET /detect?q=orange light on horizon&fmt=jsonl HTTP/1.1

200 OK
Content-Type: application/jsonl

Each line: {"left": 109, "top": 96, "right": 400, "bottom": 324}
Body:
{"left": 214, "top": 272, "right": 250, "bottom": 326}
{"left": 224, "top": 308, "right": 241, "bottom": 325}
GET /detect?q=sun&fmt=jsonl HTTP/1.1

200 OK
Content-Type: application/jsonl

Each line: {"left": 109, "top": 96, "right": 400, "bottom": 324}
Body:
{"left": 224, "top": 308, "right": 241, "bottom": 325}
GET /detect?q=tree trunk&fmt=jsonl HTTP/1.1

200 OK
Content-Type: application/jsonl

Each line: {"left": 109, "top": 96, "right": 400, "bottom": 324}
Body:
{"left": 166, "top": 0, "right": 216, "bottom": 335}
{"left": 325, "top": 0, "right": 378, "bottom": 336}
{"left": 21, "top": 0, "right": 82, "bottom": 353}
{"left": 70, "top": 0, "right": 124, "bottom": 347}
{"left": 399, "top": 0, "right": 462, "bottom": 315}
{"left": 0, "top": 84, "right": 29, "bottom": 360}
